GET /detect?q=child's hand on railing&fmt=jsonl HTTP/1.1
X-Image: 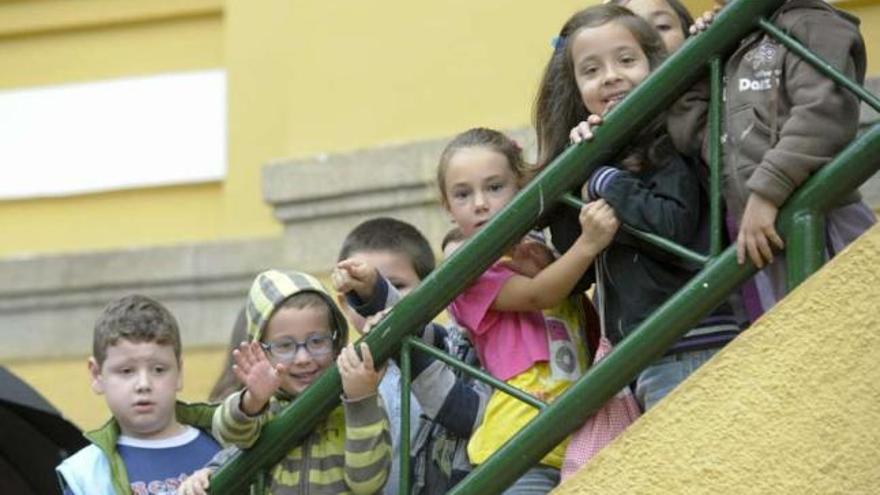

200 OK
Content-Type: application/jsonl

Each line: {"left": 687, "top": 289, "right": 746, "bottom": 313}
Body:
{"left": 361, "top": 308, "right": 392, "bottom": 335}
{"left": 737, "top": 192, "right": 784, "bottom": 268}
{"left": 576, "top": 199, "right": 620, "bottom": 257}
{"left": 332, "top": 259, "right": 379, "bottom": 301}
{"left": 338, "top": 343, "right": 385, "bottom": 400}
{"left": 233, "top": 341, "right": 285, "bottom": 416}
{"left": 569, "top": 114, "right": 603, "bottom": 144}
{"left": 689, "top": 3, "right": 723, "bottom": 35}
{"left": 178, "top": 467, "right": 213, "bottom": 495}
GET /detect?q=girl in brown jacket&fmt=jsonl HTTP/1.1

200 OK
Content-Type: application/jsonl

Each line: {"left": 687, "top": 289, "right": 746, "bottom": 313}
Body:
{"left": 668, "top": 0, "right": 876, "bottom": 320}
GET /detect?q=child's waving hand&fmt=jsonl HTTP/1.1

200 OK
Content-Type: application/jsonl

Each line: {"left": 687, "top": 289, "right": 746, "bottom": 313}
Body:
{"left": 232, "top": 341, "right": 285, "bottom": 415}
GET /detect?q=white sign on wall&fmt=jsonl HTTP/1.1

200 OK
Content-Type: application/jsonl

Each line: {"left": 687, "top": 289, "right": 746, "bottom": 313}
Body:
{"left": 0, "top": 70, "right": 226, "bottom": 200}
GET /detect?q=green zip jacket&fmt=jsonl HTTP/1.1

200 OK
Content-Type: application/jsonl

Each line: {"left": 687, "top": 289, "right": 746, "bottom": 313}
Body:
{"left": 56, "top": 401, "right": 217, "bottom": 495}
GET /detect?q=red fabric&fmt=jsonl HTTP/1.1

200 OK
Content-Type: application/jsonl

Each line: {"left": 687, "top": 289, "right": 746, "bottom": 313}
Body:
{"left": 561, "top": 335, "right": 641, "bottom": 480}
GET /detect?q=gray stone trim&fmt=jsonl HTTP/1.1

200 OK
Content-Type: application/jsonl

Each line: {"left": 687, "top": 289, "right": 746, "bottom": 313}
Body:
{"left": 0, "top": 238, "right": 283, "bottom": 360}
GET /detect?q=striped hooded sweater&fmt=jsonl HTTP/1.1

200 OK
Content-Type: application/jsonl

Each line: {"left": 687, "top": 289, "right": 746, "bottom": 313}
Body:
{"left": 212, "top": 269, "right": 391, "bottom": 494}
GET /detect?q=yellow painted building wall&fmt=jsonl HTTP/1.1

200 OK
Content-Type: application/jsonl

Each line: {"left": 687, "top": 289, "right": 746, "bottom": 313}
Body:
{"left": 0, "top": 0, "right": 595, "bottom": 257}
{"left": 3, "top": 0, "right": 879, "bottom": 431}
{"left": 556, "top": 224, "right": 880, "bottom": 494}
{"left": 0, "top": 0, "right": 228, "bottom": 255}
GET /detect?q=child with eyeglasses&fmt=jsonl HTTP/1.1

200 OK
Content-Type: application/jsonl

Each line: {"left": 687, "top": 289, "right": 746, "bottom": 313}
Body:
{"left": 178, "top": 269, "right": 391, "bottom": 495}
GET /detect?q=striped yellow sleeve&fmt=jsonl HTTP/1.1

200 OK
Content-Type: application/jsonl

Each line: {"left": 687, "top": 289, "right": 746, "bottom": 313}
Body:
{"left": 212, "top": 390, "right": 270, "bottom": 449}
{"left": 343, "top": 394, "right": 392, "bottom": 495}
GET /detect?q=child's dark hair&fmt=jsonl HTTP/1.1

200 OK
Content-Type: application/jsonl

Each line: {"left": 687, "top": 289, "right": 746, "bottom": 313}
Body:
{"left": 337, "top": 217, "right": 435, "bottom": 281}
{"left": 441, "top": 227, "right": 466, "bottom": 252}
{"left": 608, "top": 0, "right": 694, "bottom": 37}
{"left": 208, "top": 308, "right": 248, "bottom": 402}
{"left": 437, "top": 128, "right": 528, "bottom": 206}
{"left": 534, "top": 4, "right": 668, "bottom": 171}
{"left": 93, "top": 294, "right": 181, "bottom": 367}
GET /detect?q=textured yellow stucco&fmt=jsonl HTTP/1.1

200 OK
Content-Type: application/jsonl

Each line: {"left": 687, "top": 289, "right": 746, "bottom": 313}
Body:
{"left": 555, "top": 224, "right": 880, "bottom": 494}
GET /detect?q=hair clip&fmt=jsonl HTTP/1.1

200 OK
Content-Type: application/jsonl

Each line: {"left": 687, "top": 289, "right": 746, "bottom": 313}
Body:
{"left": 551, "top": 35, "right": 565, "bottom": 53}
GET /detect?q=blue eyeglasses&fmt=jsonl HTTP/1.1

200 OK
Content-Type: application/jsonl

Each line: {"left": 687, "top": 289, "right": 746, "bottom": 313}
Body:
{"left": 260, "top": 333, "right": 335, "bottom": 361}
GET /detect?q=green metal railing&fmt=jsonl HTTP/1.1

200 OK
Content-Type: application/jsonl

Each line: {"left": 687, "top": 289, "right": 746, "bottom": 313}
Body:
{"left": 210, "top": 0, "right": 880, "bottom": 492}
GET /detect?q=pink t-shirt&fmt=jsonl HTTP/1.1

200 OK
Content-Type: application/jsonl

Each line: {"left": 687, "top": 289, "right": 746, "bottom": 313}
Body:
{"left": 449, "top": 263, "right": 550, "bottom": 381}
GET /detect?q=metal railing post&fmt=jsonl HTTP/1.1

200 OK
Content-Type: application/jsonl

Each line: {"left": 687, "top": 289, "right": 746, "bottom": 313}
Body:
{"left": 400, "top": 341, "right": 412, "bottom": 494}
{"left": 785, "top": 211, "right": 826, "bottom": 291}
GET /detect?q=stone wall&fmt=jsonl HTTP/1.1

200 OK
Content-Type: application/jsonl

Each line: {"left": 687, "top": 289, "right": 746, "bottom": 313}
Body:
{"left": 0, "top": 238, "right": 282, "bottom": 360}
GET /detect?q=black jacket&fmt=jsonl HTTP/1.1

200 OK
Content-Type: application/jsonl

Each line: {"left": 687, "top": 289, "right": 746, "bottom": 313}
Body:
{"left": 543, "top": 151, "right": 738, "bottom": 346}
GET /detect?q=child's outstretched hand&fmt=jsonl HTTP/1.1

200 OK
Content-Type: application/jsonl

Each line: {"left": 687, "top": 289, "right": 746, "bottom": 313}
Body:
{"left": 332, "top": 259, "right": 379, "bottom": 301}
{"left": 737, "top": 193, "right": 784, "bottom": 268}
{"left": 178, "top": 468, "right": 213, "bottom": 495}
{"left": 337, "top": 343, "right": 384, "bottom": 401}
{"left": 577, "top": 199, "right": 620, "bottom": 255}
{"left": 232, "top": 341, "right": 285, "bottom": 416}
{"left": 570, "top": 114, "right": 604, "bottom": 144}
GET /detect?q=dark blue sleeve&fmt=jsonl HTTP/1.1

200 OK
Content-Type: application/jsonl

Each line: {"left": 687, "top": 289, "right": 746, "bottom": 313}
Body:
{"left": 409, "top": 323, "right": 449, "bottom": 377}
{"left": 587, "top": 158, "right": 701, "bottom": 245}
{"left": 434, "top": 380, "right": 488, "bottom": 438}
{"left": 344, "top": 275, "right": 395, "bottom": 317}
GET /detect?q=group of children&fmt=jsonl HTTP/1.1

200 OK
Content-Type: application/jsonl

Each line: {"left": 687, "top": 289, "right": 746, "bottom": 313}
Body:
{"left": 55, "top": 0, "right": 875, "bottom": 494}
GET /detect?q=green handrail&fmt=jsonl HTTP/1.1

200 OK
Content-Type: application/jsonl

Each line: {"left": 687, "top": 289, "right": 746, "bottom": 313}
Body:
{"left": 406, "top": 336, "right": 547, "bottom": 411}
{"left": 400, "top": 340, "right": 412, "bottom": 494}
{"left": 208, "top": 0, "right": 880, "bottom": 492}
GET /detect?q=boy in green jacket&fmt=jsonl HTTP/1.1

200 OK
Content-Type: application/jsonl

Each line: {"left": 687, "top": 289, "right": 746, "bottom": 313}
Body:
{"left": 56, "top": 294, "right": 220, "bottom": 495}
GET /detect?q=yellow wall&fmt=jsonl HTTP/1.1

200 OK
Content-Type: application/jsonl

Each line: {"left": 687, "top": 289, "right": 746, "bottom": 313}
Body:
{"left": 556, "top": 224, "right": 880, "bottom": 494}
{"left": 1, "top": 0, "right": 877, "bottom": 257}
{"left": 219, "top": 0, "right": 597, "bottom": 237}
{"left": 0, "top": 0, "right": 594, "bottom": 256}
{"left": 0, "top": 0, "right": 228, "bottom": 256}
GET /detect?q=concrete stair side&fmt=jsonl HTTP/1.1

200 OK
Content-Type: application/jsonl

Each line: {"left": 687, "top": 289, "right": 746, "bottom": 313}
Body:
{"left": 555, "top": 223, "right": 880, "bottom": 495}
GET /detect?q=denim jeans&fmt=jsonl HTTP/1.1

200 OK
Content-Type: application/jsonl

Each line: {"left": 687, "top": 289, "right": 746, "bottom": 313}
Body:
{"left": 636, "top": 348, "right": 719, "bottom": 411}
{"left": 501, "top": 466, "right": 560, "bottom": 495}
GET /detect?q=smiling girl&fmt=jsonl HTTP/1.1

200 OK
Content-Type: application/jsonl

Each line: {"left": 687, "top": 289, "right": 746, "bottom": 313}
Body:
{"left": 533, "top": 4, "right": 742, "bottom": 415}
{"left": 438, "top": 127, "right": 618, "bottom": 493}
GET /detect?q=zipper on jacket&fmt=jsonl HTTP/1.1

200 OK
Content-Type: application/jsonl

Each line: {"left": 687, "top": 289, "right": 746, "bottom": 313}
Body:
{"left": 300, "top": 434, "right": 313, "bottom": 495}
